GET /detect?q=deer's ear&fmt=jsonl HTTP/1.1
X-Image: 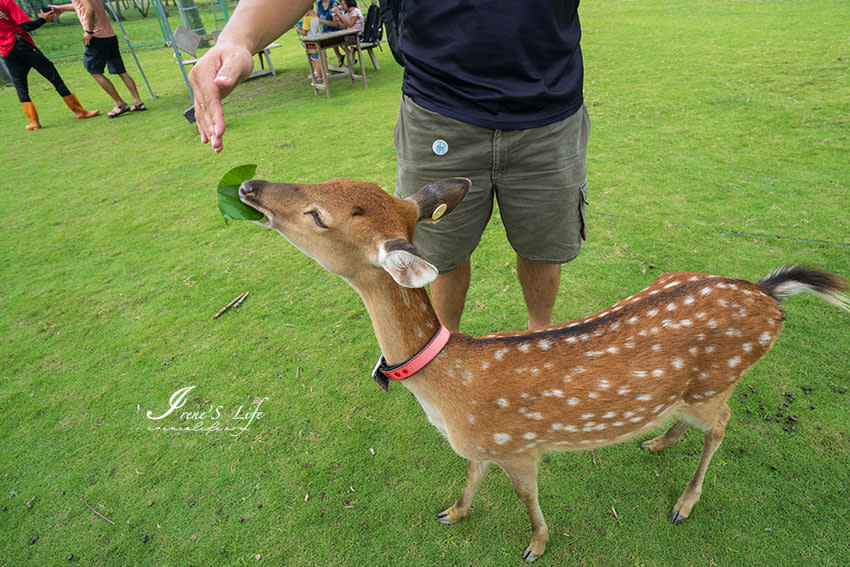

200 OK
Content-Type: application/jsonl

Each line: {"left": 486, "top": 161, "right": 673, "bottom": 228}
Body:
{"left": 378, "top": 239, "right": 438, "bottom": 288}
{"left": 405, "top": 177, "right": 471, "bottom": 223}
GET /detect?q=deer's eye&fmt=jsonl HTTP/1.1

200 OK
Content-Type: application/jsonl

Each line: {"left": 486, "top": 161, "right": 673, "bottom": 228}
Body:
{"left": 306, "top": 210, "right": 328, "bottom": 229}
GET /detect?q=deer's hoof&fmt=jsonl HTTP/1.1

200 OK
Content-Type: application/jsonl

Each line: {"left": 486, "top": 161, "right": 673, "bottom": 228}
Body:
{"left": 437, "top": 510, "right": 455, "bottom": 525}
{"left": 639, "top": 441, "right": 651, "bottom": 451}
{"left": 669, "top": 508, "right": 689, "bottom": 525}
{"left": 522, "top": 545, "right": 542, "bottom": 563}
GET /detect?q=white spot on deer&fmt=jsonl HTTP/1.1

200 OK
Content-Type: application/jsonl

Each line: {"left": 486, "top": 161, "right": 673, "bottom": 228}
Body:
{"left": 759, "top": 331, "right": 772, "bottom": 345}
{"left": 537, "top": 339, "right": 552, "bottom": 351}
{"left": 519, "top": 343, "right": 530, "bottom": 353}
{"left": 524, "top": 432, "right": 537, "bottom": 440}
{"left": 497, "top": 398, "right": 509, "bottom": 408}
{"left": 610, "top": 321, "right": 621, "bottom": 331}
{"left": 716, "top": 282, "right": 728, "bottom": 289}
{"left": 602, "top": 411, "right": 617, "bottom": 419}
{"left": 700, "top": 287, "right": 712, "bottom": 296}
{"left": 580, "top": 334, "right": 591, "bottom": 342}
{"left": 728, "top": 356, "right": 741, "bottom": 368}
{"left": 580, "top": 413, "right": 595, "bottom": 420}
{"left": 704, "top": 390, "right": 716, "bottom": 397}
{"left": 629, "top": 416, "right": 645, "bottom": 423}
{"left": 414, "top": 326, "right": 425, "bottom": 338}
{"left": 652, "top": 404, "right": 666, "bottom": 413}
{"left": 680, "top": 319, "right": 693, "bottom": 327}
{"left": 638, "top": 329, "right": 649, "bottom": 337}
{"left": 525, "top": 411, "right": 543, "bottom": 420}
{"left": 597, "top": 379, "right": 611, "bottom": 390}
{"left": 666, "top": 303, "right": 677, "bottom": 311}
{"left": 585, "top": 350, "right": 604, "bottom": 357}
{"left": 612, "top": 421, "right": 625, "bottom": 427}
{"left": 606, "top": 346, "right": 619, "bottom": 354}
{"left": 628, "top": 316, "right": 639, "bottom": 325}
{"left": 494, "top": 348, "right": 509, "bottom": 361}
{"left": 648, "top": 308, "right": 659, "bottom": 317}
{"left": 624, "top": 341, "right": 636, "bottom": 349}
{"left": 552, "top": 389, "right": 564, "bottom": 398}
{"left": 466, "top": 414, "right": 476, "bottom": 424}
{"left": 689, "top": 347, "right": 698, "bottom": 356}
{"left": 587, "top": 392, "right": 600, "bottom": 399}
{"left": 652, "top": 344, "right": 662, "bottom": 352}
{"left": 623, "top": 411, "right": 635, "bottom": 418}
{"left": 564, "top": 424, "right": 578, "bottom": 433}
{"left": 636, "top": 394, "right": 653, "bottom": 402}
{"left": 592, "top": 423, "right": 608, "bottom": 431}
{"left": 633, "top": 370, "right": 648, "bottom": 378}
{"left": 650, "top": 327, "right": 661, "bottom": 335}
{"left": 664, "top": 281, "right": 681, "bottom": 289}
{"left": 695, "top": 312, "right": 707, "bottom": 320}
{"left": 493, "top": 433, "right": 511, "bottom": 445}
{"left": 705, "top": 345, "right": 716, "bottom": 354}
{"left": 617, "top": 386, "right": 631, "bottom": 395}
{"left": 683, "top": 296, "right": 695, "bottom": 305}
{"left": 651, "top": 369, "right": 665, "bottom": 378}
{"left": 707, "top": 318, "right": 719, "bottom": 329}
{"left": 461, "top": 370, "right": 473, "bottom": 383}
{"left": 742, "top": 343, "right": 752, "bottom": 352}
{"left": 650, "top": 289, "right": 661, "bottom": 296}
{"left": 672, "top": 358, "right": 684, "bottom": 370}
{"left": 567, "top": 397, "right": 580, "bottom": 406}
{"left": 566, "top": 336, "right": 578, "bottom": 344}
{"left": 717, "top": 299, "right": 730, "bottom": 308}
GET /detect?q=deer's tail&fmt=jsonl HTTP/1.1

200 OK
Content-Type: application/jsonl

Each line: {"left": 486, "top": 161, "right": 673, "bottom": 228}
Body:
{"left": 758, "top": 266, "right": 850, "bottom": 312}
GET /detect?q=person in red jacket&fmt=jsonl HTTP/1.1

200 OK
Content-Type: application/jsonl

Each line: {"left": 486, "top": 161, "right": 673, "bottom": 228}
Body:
{"left": 0, "top": 0, "right": 98, "bottom": 129}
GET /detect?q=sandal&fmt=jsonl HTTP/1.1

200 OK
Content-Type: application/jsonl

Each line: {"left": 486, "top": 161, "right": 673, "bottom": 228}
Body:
{"left": 107, "top": 103, "right": 131, "bottom": 118}
{"left": 130, "top": 102, "right": 147, "bottom": 112}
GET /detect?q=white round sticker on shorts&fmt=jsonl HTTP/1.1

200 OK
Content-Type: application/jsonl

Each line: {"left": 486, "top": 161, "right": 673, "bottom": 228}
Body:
{"left": 432, "top": 139, "right": 449, "bottom": 156}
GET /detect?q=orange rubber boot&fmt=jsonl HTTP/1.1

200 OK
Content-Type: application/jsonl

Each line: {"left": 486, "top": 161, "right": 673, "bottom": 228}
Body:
{"left": 62, "top": 93, "right": 100, "bottom": 119}
{"left": 22, "top": 102, "right": 42, "bottom": 130}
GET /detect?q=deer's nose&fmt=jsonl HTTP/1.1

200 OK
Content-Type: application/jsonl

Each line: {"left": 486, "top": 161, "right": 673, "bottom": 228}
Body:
{"left": 239, "top": 180, "right": 265, "bottom": 197}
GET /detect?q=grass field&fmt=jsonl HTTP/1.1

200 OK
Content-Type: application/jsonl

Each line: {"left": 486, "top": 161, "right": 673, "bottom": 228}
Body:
{"left": 1, "top": 1, "right": 849, "bottom": 566}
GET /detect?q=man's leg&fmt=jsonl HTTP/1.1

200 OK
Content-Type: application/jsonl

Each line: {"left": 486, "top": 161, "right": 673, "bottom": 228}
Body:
{"left": 516, "top": 257, "right": 561, "bottom": 330}
{"left": 91, "top": 73, "right": 125, "bottom": 105}
{"left": 428, "top": 260, "right": 471, "bottom": 333}
{"left": 119, "top": 72, "right": 143, "bottom": 106}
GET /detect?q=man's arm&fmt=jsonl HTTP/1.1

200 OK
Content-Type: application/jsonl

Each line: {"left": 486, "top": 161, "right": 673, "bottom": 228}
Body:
{"left": 188, "top": 0, "right": 313, "bottom": 152}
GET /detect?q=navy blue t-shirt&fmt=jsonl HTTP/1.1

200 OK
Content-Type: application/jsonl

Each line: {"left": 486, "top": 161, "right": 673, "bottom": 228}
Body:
{"left": 401, "top": 0, "right": 584, "bottom": 130}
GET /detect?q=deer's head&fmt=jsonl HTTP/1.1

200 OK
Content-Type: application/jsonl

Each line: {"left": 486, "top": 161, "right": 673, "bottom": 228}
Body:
{"left": 238, "top": 177, "right": 470, "bottom": 287}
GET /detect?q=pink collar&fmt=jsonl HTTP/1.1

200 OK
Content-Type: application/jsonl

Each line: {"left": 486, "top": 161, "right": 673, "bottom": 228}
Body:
{"left": 372, "top": 325, "right": 451, "bottom": 391}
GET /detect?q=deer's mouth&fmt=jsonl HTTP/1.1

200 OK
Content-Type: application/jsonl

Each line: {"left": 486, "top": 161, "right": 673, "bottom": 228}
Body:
{"left": 238, "top": 184, "right": 272, "bottom": 227}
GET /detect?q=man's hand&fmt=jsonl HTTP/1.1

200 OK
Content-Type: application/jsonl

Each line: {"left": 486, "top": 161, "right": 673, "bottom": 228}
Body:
{"left": 188, "top": 43, "right": 255, "bottom": 153}
{"left": 39, "top": 8, "right": 57, "bottom": 23}
{"left": 83, "top": 30, "right": 92, "bottom": 46}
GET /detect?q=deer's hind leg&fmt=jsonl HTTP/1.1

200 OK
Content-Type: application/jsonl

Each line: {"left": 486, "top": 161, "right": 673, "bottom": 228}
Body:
{"left": 640, "top": 418, "right": 690, "bottom": 452}
{"left": 669, "top": 398, "right": 732, "bottom": 524}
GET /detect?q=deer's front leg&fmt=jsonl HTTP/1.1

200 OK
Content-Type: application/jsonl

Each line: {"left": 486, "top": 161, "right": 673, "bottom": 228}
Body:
{"left": 501, "top": 457, "right": 549, "bottom": 563}
{"left": 438, "top": 459, "right": 491, "bottom": 524}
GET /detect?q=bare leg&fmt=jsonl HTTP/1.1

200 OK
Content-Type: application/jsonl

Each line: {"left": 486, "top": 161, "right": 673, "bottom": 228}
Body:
{"left": 438, "top": 460, "right": 491, "bottom": 524}
{"left": 501, "top": 458, "right": 549, "bottom": 563}
{"left": 428, "top": 259, "right": 471, "bottom": 333}
{"left": 670, "top": 404, "right": 731, "bottom": 524}
{"left": 119, "top": 73, "right": 143, "bottom": 106}
{"left": 90, "top": 73, "right": 125, "bottom": 106}
{"left": 640, "top": 418, "right": 690, "bottom": 452}
{"left": 516, "top": 256, "right": 561, "bottom": 330}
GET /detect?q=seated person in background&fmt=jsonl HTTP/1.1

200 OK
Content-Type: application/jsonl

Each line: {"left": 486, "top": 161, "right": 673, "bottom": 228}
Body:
{"left": 334, "top": 0, "right": 364, "bottom": 32}
{"left": 316, "top": 0, "right": 340, "bottom": 32}
{"left": 295, "top": 8, "right": 321, "bottom": 81}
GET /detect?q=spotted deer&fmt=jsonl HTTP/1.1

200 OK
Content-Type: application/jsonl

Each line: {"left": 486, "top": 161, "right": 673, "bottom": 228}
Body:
{"left": 236, "top": 176, "right": 849, "bottom": 562}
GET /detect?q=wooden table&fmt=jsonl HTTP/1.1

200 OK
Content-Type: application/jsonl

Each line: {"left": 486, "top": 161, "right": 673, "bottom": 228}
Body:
{"left": 302, "top": 29, "right": 367, "bottom": 98}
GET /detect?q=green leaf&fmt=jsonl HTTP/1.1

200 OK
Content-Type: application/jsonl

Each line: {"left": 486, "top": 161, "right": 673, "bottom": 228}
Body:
{"left": 217, "top": 164, "right": 265, "bottom": 223}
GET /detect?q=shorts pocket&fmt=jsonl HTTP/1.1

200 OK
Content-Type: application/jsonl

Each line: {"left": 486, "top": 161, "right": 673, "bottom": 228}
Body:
{"left": 578, "top": 182, "right": 589, "bottom": 241}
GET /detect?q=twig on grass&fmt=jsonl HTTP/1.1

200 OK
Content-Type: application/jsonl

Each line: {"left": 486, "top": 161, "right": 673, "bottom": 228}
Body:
{"left": 81, "top": 496, "right": 115, "bottom": 525}
{"left": 212, "top": 292, "right": 249, "bottom": 319}
{"left": 26, "top": 495, "right": 36, "bottom": 509}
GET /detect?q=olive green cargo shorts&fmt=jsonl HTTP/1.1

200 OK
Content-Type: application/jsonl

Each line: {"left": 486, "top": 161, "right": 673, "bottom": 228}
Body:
{"left": 394, "top": 95, "right": 590, "bottom": 273}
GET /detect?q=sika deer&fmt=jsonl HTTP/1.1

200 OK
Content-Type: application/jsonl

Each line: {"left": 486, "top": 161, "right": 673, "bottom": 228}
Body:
{"left": 236, "top": 176, "right": 850, "bottom": 562}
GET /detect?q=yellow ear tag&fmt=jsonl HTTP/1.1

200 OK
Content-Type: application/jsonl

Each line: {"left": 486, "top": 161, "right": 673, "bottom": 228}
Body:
{"left": 432, "top": 203, "right": 448, "bottom": 222}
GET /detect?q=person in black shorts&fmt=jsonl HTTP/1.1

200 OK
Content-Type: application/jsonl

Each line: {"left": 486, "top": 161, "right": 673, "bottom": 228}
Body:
{"left": 1, "top": 1, "right": 98, "bottom": 129}
{"left": 50, "top": 0, "right": 145, "bottom": 118}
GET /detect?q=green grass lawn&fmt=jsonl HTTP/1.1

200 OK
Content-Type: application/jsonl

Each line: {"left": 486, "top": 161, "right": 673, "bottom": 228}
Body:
{"left": 2, "top": 1, "right": 849, "bottom": 565}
